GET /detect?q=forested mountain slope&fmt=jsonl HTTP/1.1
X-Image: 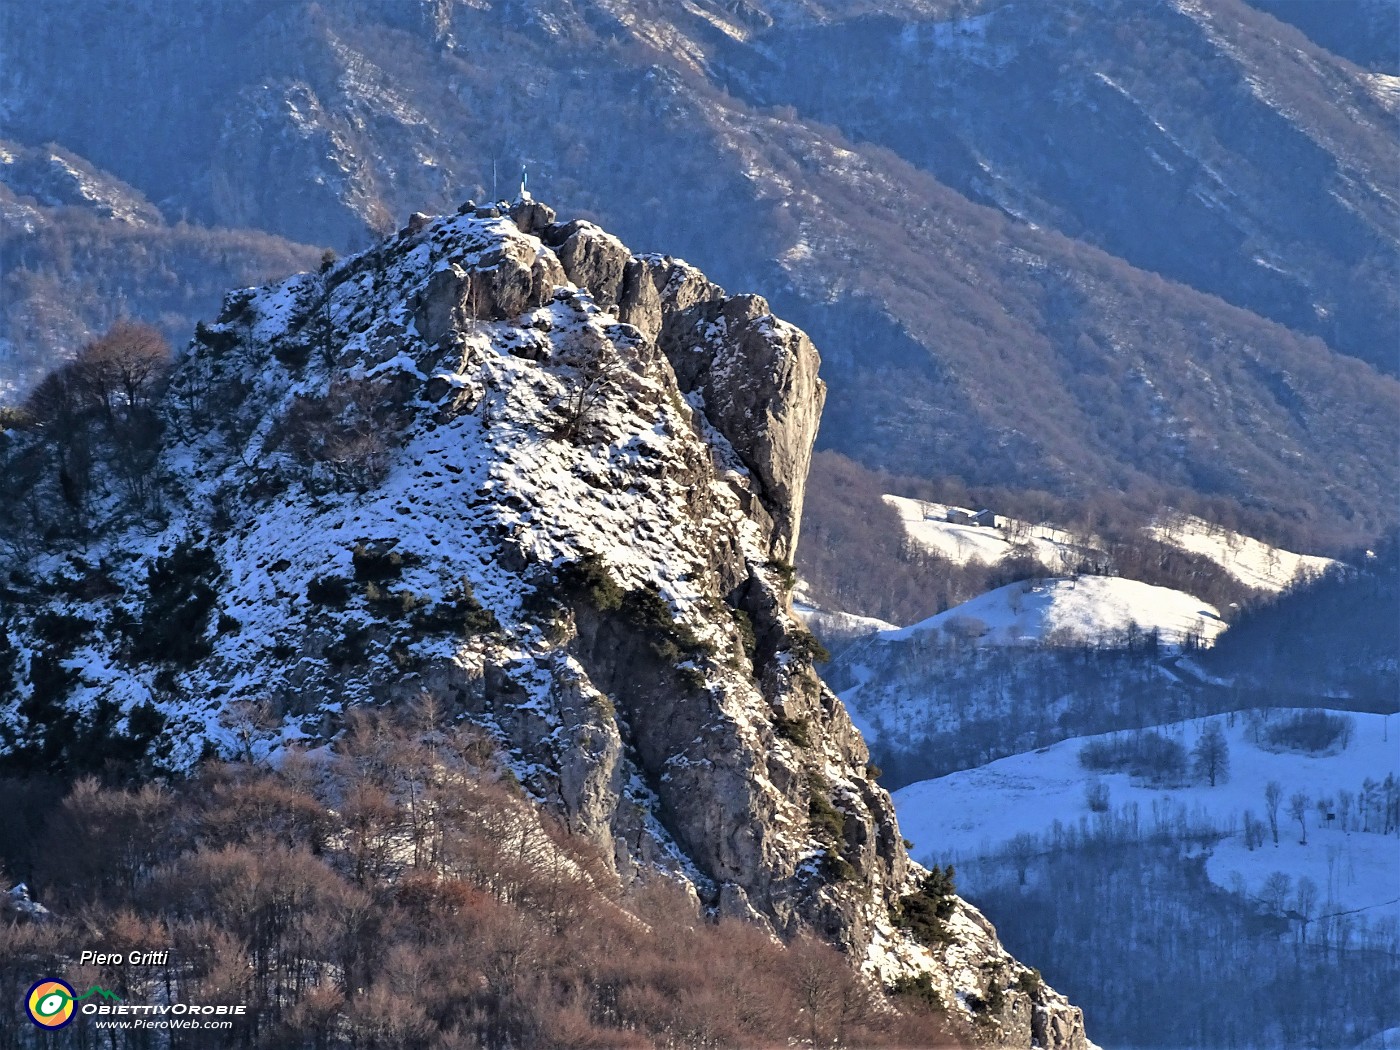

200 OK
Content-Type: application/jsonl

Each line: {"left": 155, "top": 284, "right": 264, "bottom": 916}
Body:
{"left": 2, "top": 0, "right": 1396, "bottom": 545}
{"left": 0, "top": 141, "right": 320, "bottom": 398}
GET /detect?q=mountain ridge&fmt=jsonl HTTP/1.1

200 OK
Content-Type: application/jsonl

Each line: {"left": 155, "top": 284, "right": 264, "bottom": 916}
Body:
{"left": 0, "top": 199, "right": 1088, "bottom": 1047}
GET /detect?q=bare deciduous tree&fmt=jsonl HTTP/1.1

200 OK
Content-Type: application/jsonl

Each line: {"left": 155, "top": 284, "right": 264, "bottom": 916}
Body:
{"left": 1294, "top": 876, "right": 1319, "bottom": 942}
{"left": 1242, "top": 809, "right": 1266, "bottom": 851}
{"left": 555, "top": 325, "right": 624, "bottom": 442}
{"left": 1006, "top": 831, "right": 1038, "bottom": 886}
{"left": 281, "top": 377, "right": 401, "bottom": 491}
{"left": 1289, "top": 791, "right": 1311, "bottom": 845}
{"left": 1264, "top": 780, "right": 1283, "bottom": 845}
{"left": 76, "top": 320, "right": 171, "bottom": 418}
{"left": 1261, "top": 870, "right": 1291, "bottom": 914}
{"left": 1191, "top": 721, "right": 1230, "bottom": 787}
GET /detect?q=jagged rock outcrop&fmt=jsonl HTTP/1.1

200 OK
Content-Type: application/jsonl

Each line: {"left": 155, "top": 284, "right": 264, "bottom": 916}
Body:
{"left": 652, "top": 284, "right": 826, "bottom": 565}
{"left": 544, "top": 218, "right": 824, "bottom": 564}
{"left": 507, "top": 196, "right": 556, "bottom": 237}
{"left": 413, "top": 235, "right": 566, "bottom": 339}
{"left": 548, "top": 220, "right": 633, "bottom": 310}
{"left": 0, "top": 201, "right": 1087, "bottom": 1049}
{"left": 2, "top": 883, "right": 53, "bottom": 924}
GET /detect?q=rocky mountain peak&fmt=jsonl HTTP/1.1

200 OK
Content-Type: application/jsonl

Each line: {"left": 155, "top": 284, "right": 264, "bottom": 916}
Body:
{"left": 1, "top": 202, "right": 1085, "bottom": 1047}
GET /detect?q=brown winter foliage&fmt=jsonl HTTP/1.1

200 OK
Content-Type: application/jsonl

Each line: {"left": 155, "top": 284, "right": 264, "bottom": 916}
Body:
{"left": 278, "top": 378, "right": 405, "bottom": 492}
{"left": 25, "top": 321, "right": 171, "bottom": 425}
{"left": 0, "top": 321, "right": 175, "bottom": 539}
{"left": 0, "top": 707, "right": 965, "bottom": 1050}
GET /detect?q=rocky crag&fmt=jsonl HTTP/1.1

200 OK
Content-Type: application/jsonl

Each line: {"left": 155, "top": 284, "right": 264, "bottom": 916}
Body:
{"left": 0, "top": 200, "right": 1086, "bottom": 1048}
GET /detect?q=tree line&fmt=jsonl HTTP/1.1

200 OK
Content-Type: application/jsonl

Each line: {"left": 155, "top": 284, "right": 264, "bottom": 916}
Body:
{"left": 0, "top": 704, "right": 964, "bottom": 1049}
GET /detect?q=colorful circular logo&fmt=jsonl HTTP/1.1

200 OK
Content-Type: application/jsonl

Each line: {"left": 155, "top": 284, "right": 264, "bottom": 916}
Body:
{"left": 27, "top": 979, "right": 76, "bottom": 1029}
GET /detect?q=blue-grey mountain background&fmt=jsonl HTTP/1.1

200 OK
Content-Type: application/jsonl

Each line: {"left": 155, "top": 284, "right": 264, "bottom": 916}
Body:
{"left": 1, "top": 2, "right": 1398, "bottom": 1047}
{"left": 3, "top": 0, "right": 1398, "bottom": 550}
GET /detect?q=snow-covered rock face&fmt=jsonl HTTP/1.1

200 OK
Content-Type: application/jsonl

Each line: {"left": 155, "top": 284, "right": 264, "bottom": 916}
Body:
{"left": 0, "top": 201, "right": 1090, "bottom": 1047}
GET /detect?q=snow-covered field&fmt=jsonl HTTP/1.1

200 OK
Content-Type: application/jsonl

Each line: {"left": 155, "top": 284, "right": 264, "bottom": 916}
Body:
{"left": 885, "top": 495, "right": 1337, "bottom": 594}
{"left": 883, "top": 495, "right": 1086, "bottom": 571}
{"left": 1356, "top": 1028, "right": 1400, "bottom": 1050}
{"left": 1148, "top": 514, "right": 1337, "bottom": 594}
{"left": 1205, "top": 832, "right": 1397, "bottom": 925}
{"left": 878, "top": 575, "right": 1227, "bottom": 649}
{"left": 894, "top": 711, "right": 1400, "bottom": 924}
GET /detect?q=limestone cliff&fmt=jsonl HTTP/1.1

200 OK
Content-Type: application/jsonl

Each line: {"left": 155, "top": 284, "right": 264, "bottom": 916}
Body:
{"left": 0, "top": 200, "right": 1086, "bottom": 1048}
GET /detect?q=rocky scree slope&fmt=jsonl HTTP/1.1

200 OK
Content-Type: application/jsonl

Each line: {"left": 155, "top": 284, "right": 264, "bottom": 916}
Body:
{"left": 0, "top": 201, "right": 1087, "bottom": 1048}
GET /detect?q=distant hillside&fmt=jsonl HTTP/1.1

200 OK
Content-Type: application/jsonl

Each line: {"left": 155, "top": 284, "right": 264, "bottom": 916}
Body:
{"left": 826, "top": 639, "right": 1202, "bottom": 788}
{"left": 719, "top": 0, "right": 1400, "bottom": 374}
{"left": 1, "top": 0, "right": 1396, "bottom": 543}
{"left": 810, "top": 485, "right": 1393, "bottom": 792}
{"left": 881, "top": 576, "right": 1228, "bottom": 650}
{"left": 0, "top": 145, "right": 321, "bottom": 396}
{"left": 895, "top": 709, "right": 1400, "bottom": 882}
{"left": 1147, "top": 513, "right": 1337, "bottom": 594}
{"left": 883, "top": 496, "right": 1091, "bottom": 575}
{"left": 1205, "top": 531, "right": 1400, "bottom": 709}
{"left": 798, "top": 447, "right": 1346, "bottom": 639}
{"left": 888, "top": 495, "right": 1336, "bottom": 598}
{"left": 1244, "top": 0, "right": 1400, "bottom": 74}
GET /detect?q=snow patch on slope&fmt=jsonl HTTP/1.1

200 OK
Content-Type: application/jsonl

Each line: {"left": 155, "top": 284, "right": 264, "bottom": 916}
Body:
{"left": 883, "top": 575, "right": 1226, "bottom": 650}
{"left": 1366, "top": 74, "right": 1400, "bottom": 113}
{"left": 883, "top": 495, "right": 1088, "bottom": 571}
{"left": 893, "top": 710, "right": 1400, "bottom": 925}
{"left": 1148, "top": 514, "right": 1337, "bottom": 594}
{"left": 888, "top": 494, "right": 1337, "bottom": 594}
